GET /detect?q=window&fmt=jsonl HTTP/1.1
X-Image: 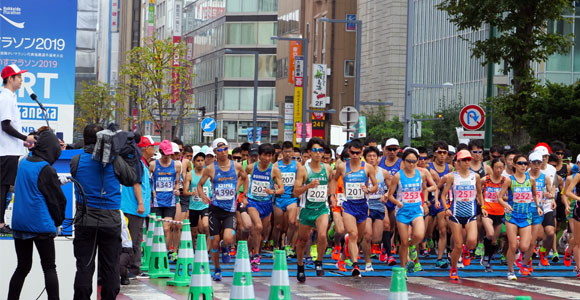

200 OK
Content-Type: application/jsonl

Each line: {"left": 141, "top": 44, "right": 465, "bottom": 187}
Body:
{"left": 345, "top": 60, "right": 355, "bottom": 77}
{"left": 222, "top": 87, "right": 276, "bottom": 111}
{"left": 258, "top": 22, "right": 277, "bottom": 45}
{"left": 226, "top": 23, "right": 257, "bottom": 45}
{"left": 226, "top": 0, "right": 258, "bottom": 13}
{"left": 258, "top": 0, "right": 277, "bottom": 12}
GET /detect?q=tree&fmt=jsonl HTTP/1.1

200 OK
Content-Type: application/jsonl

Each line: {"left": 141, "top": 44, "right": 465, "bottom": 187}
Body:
{"left": 437, "top": 0, "right": 573, "bottom": 144}
{"left": 120, "top": 37, "right": 193, "bottom": 140}
{"left": 74, "top": 80, "right": 124, "bottom": 136}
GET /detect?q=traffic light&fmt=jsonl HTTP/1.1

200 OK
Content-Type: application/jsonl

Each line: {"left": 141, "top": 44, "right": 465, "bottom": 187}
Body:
{"left": 436, "top": 113, "right": 443, "bottom": 119}
{"left": 200, "top": 106, "right": 206, "bottom": 117}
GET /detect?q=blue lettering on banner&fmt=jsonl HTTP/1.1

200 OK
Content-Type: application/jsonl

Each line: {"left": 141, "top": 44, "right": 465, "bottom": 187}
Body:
{"left": 19, "top": 105, "right": 58, "bottom": 121}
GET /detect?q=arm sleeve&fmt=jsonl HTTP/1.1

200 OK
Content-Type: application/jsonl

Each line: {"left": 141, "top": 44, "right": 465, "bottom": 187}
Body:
{"left": 1, "top": 120, "right": 26, "bottom": 141}
{"left": 38, "top": 165, "right": 67, "bottom": 227}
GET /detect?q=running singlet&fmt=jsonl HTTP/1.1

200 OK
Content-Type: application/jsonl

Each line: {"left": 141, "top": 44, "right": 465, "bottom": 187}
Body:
{"left": 153, "top": 160, "right": 177, "bottom": 207}
{"left": 380, "top": 157, "right": 401, "bottom": 176}
{"left": 507, "top": 173, "right": 533, "bottom": 215}
{"left": 483, "top": 175, "right": 505, "bottom": 216}
{"left": 470, "top": 162, "right": 486, "bottom": 179}
{"left": 450, "top": 171, "right": 477, "bottom": 217}
{"left": 368, "top": 167, "right": 386, "bottom": 212}
{"left": 212, "top": 161, "right": 238, "bottom": 212}
{"left": 248, "top": 163, "right": 274, "bottom": 202}
{"left": 278, "top": 160, "right": 298, "bottom": 201}
{"left": 532, "top": 173, "right": 548, "bottom": 212}
{"left": 190, "top": 171, "right": 211, "bottom": 211}
{"left": 429, "top": 161, "right": 451, "bottom": 203}
{"left": 396, "top": 169, "right": 422, "bottom": 208}
{"left": 304, "top": 161, "right": 329, "bottom": 210}
{"left": 344, "top": 161, "right": 367, "bottom": 201}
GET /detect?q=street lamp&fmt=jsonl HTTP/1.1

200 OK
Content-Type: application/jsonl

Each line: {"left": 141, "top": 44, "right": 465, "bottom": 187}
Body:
{"left": 271, "top": 35, "right": 309, "bottom": 146}
{"left": 305, "top": 108, "right": 337, "bottom": 114}
{"left": 225, "top": 49, "right": 259, "bottom": 144}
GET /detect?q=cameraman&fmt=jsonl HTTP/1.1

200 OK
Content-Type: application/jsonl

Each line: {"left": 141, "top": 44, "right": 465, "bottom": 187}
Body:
{"left": 71, "top": 124, "right": 122, "bottom": 300}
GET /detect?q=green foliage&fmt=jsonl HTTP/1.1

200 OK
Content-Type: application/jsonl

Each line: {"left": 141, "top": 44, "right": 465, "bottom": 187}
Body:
{"left": 74, "top": 80, "right": 124, "bottom": 136}
{"left": 119, "top": 37, "right": 193, "bottom": 139}
{"left": 437, "top": 0, "right": 574, "bottom": 140}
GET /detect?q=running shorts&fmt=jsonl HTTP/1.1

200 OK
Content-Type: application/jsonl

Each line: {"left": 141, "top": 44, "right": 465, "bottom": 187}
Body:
{"left": 189, "top": 208, "right": 209, "bottom": 227}
{"left": 342, "top": 199, "right": 369, "bottom": 224}
{"left": 208, "top": 205, "right": 236, "bottom": 236}
{"left": 247, "top": 198, "right": 273, "bottom": 219}
{"left": 299, "top": 206, "right": 329, "bottom": 228}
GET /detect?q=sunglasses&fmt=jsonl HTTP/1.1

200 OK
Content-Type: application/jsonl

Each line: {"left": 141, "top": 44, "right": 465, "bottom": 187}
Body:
{"left": 459, "top": 158, "right": 472, "bottom": 162}
{"left": 556, "top": 152, "right": 564, "bottom": 155}
{"left": 471, "top": 150, "right": 483, "bottom": 154}
{"left": 491, "top": 155, "right": 502, "bottom": 159}
{"left": 436, "top": 150, "right": 448, "bottom": 155}
{"left": 350, "top": 150, "right": 362, "bottom": 155}
{"left": 386, "top": 147, "right": 399, "bottom": 152}
{"left": 405, "top": 159, "right": 418, "bottom": 164}
{"left": 311, "top": 148, "right": 324, "bottom": 153}
{"left": 232, "top": 156, "right": 242, "bottom": 161}
{"left": 216, "top": 147, "right": 228, "bottom": 153}
{"left": 530, "top": 160, "right": 542, "bottom": 164}
{"left": 419, "top": 156, "right": 428, "bottom": 160}
{"left": 292, "top": 156, "right": 301, "bottom": 160}
{"left": 516, "top": 161, "right": 529, "bottom": 166}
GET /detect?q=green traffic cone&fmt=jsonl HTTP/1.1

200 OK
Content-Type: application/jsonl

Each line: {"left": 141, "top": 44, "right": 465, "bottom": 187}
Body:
{"left": 168, "top": 219, "right": 195, "bottom": 286}
{"left": 388, "top": 267, "right": 408, "bottom": 300}
{"left": 141, "top": 213, "right": 156, "bottom": 272}
{"left": 230, "top": 240, "right": 255, "bottom": 300}
{"left": 148, "top": 218, "right": 173, "bottom": 278}
{"left": 268, "top": 250, "right": 291, "bottom": 300}
{"left": 188, "top": 234, "right": 214, "bottom": 300}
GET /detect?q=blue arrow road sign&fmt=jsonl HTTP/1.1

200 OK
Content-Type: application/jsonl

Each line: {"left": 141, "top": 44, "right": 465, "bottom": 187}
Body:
{"left": 201, "top": 118, "right": 216, "bottom": 132}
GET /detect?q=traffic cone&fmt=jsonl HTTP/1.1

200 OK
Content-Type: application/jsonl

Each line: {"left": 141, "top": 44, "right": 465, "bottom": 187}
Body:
{"left": 515, "top": 297, "right": 532, "bottom": 300}
{"left": 230, "top": 240, "right": 255, "bottom": 300}
{"left": 188, "top": 234, "right": 214, "bottom": 300}
{"left": 141, "top": 213, "right": 156, "bottom": 272}
{"left": 269, "top": 250, "right": 291, "bottom": 300}
{"left": 388, "top": 267, "right": 408, "bottom": 300}
{"left": 168, "top": 219, "right": 195, "bottom": 286}
{"left": 148, "top": 218, "right": 173, "bottom": 278}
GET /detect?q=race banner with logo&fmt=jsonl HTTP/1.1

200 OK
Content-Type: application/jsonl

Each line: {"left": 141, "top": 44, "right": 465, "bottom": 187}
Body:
{"left": 0, "top": 0, "right": 78, "bottom": 142}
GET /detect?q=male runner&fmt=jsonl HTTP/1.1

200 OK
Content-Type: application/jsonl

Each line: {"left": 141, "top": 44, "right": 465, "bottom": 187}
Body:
{"left": 379, "top": 138, "right": 402, "bottom": 264}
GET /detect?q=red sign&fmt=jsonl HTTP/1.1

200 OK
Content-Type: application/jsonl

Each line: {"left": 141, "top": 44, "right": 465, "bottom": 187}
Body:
{"left": 295, "top": 76, "right": 303, "bottom": 88}
{"left": 459, "top": 104, "right": 485, "bottom": 131}
{"left": 289, "top": 41, "right": 302, "bottom": 84}
{"left": 172, "top": 36, "right": 182, "bottom": 104}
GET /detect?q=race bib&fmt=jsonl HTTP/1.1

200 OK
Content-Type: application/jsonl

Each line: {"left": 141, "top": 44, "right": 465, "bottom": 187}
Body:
{"left": 193, "top": 186, "right": 210, "bottom": 202}
{"left": 345, "top": 182, "right": 365, "bottom": 200}
{"left": 536, "top": 191, "right": 544, "bottom": 205}
{"left": 281, "top": 172, "right": 296, "bottom": 187}
{"left": 336, "top": 193, "right": 346, "bottom": 206}
{"left": 514, "top": 191, "right": 532, "bottom": 204}
{"left": 456, "top": 189, "right": 475, "bottom": 202}
{"left": 485, "top": 188, "right": 499, "bottom": 203}
{"left": 215, "top": 184, "right": 235, "bottom": 201}
{"left": 251, "top": 180, "right": 269, "bottom": 197}
{"left": 156, "top": 177, "right": 174, "bottom": 192}
{"left": 402, "top": 191, "right": 420, "bottom": 204}
{"left": 307, "top": 184, "right": 327, "bottom": 202}
{"left": 368, "top": 185, "right": 384, "bottom": 200}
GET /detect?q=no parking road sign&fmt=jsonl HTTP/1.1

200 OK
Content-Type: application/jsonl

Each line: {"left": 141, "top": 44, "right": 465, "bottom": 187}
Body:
{"left": 459, "top": 104, "right": 485, "bottom": 131}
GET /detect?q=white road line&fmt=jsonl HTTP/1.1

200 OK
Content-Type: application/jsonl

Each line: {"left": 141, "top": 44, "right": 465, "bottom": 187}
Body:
{"left": 120, "top": 281, "right": 176, "bottom": 300}
{"left": 407, "top": 277, "right": 514, "bottom": 300}
{"left": 469, "top": 277, "right": 580, "bottom": 299}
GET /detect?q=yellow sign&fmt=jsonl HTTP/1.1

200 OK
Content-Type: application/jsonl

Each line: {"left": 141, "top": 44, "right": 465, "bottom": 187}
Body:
{"left": 293, "top": 87, "right": 303, "bottom": 146}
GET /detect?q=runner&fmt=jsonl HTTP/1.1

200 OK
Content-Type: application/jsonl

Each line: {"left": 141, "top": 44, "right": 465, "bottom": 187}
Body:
{"left": 468, "top": 140, "right": 490, "bottom": 259}
{"left": 149, "top": 140, "right": 181, "bottom": 252}
{"left": 527, "top": 152, "right": 556, "bottom": 267}
{"left": 497, "top": 154, "right": 543, "bottom": 280}
{"left": 379, "top": 138, "right": 402, "bottom": 265}
{"left": 440, "top": 150, "right": 483, "bottom": 280}
{"left": 564, "top": 166, "right": 580, "bottom": 278}
{"left": 272, "top": 141, "right": 299, "bottom": 257}
{"left": 183, "top": 151, "right": 210, "bottom": 247}
{"left": 197, "top": 138, "right": 249, "bottom": 281}
{"left": 333, "top": 139, "right": 378, "bottom": 276}
{"left": 387, "top": 148, "right": 436, "bottom": 276}
{"left": 246, "top": 143, "right": 284, "bottom": 272}
{"left": 293, "top": 138, "right": 336, "bottom": 282}
{"left": 481, "top": 158, "right": 506, "bottom": 272}
{"left": 427, "top": 141, "right": 451, "bottom": 268}
{"left": 363, "top": 146, "right": 391, "bottom": 272}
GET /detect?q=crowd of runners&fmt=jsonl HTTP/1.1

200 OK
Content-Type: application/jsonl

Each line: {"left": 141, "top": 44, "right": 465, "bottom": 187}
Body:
{"left": 133, "top": 136, "right": 580, "bottom": 283}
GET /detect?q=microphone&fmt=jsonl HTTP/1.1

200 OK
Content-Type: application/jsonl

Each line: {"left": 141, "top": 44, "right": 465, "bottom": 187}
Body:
{"left": 30, "top": 93, "right": 46, "bottom": 111}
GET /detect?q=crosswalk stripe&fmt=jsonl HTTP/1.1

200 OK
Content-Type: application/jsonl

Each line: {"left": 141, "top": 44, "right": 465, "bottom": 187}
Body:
{"left": 407, "top": 277, "right": 514, "bottom": 299}
{"left": 542, "top": 277, "right": 580, "bottom": 287}
{"left": 120, "top": 280, "right": 176, "bottom": 300}
{"left": 468, "top": 277, "right": 580, "bottom": 299}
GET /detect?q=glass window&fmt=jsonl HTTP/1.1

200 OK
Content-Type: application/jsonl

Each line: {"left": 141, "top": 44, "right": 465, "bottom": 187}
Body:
{"left": 344, "top": 60, "right": 355, "bottom": 77}
{"left": 258, "top": 0, "right": 277, "bottom": 12}
{"left": 224, "top": 55, "right": 240, "bottom": 77}
{"left": 546, "top": 20, "right": 573, "bottom": 72}
{"left": 240, "top": 88, "right": 254, "bottom": 110}
{"left": 224, "top": 88, "right": 240, "bottom": 110}
{"left": 241, "top": 23, "right": 256, "bottom": 44}
{"left": 258, "top": 22, "right": 277, "bottom": 45}
{"left": 226, "top": 23, "right": 242, "bottom": 44}
{"left": 226, "top": 0, "right": 241, "bottom": 12}
{"left": 258, "top": 55, "right": 276, "bottom": 78}
{"left": 240, "top": 56, "right": 255, "bottom": 77}
{"left": 574, "top": 19, "right": 580, "bottom": 72}
{"left": 257, "top": 88, "right": 274, "bottom": 111}
{"left": 243, "top": 0, "right": 258, "bottom": 12}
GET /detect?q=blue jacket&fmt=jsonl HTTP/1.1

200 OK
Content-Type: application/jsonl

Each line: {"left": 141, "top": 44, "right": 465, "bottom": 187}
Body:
{"left": 74, "top": 152, "right": 121, "bottom": 210}
{"left": 121, "top": 160, "right": 151, "bottom": 217}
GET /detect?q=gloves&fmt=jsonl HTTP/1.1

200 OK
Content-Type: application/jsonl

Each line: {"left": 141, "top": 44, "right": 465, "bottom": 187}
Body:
{"left": 58, "top": 175, "right": 72, "bottom": 185}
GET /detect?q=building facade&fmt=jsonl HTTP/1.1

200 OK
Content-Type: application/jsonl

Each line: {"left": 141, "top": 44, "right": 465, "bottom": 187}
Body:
{"left": 182, "top": 0, "right": 279, "bottom": 146}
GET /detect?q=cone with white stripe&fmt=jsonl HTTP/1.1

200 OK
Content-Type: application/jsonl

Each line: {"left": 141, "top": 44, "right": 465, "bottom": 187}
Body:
{"left": 188, "top": 234, "right": 214, "bottom": 300}
{"left": 141, "top": 213, "right": 156, "bottom": 272}
{"left": 269, "top": 250, "right": 291, "bottom": 300}
{"left": 148, "top": 218, "right": 173, "bottom": 278}
{"left": 168, "top": 219, "right": 195, "bottom": 286}
{"left": 230, "top": 240, "right": 255, "bottom": 300}
{"left": 388, "top": 267, "right": 408, "bottom": 300}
